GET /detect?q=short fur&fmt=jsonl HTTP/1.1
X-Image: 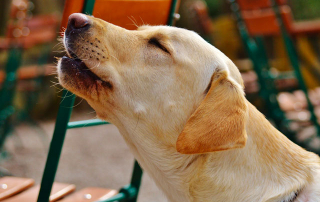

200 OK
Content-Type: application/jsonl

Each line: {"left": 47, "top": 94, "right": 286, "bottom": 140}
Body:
{"left": 58, "top": 14, "right": 320, "bottom": 202}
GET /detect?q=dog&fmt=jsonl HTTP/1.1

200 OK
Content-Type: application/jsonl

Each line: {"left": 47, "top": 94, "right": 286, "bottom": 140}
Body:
{"left": 57, "top": 13, "right": 320, "bottom": 202}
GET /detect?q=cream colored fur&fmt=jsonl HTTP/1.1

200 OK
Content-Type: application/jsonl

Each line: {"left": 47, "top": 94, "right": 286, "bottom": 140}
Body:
{"left": 58, "top": 14, "right": 320, "bottom": 202}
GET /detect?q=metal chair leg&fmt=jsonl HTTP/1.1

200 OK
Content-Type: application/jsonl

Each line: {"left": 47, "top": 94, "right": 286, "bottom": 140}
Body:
{"left": 37, "top": 90, "right": 75, "bottom": 202}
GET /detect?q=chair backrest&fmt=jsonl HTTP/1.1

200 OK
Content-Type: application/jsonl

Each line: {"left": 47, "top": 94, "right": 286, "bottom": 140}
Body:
{"left": 236, "top": 0, "right": 294, "bottom": 36}
{"left": 237, "top": 0, "right": 286, "bottom": 10}
{"left": 61, "top": 0, "right": 176, "bottom": 31}
{"left": 231, "top": 0, "right": 320, "bottom": 148}
{"left": 241, "top": 6, "right": 293, "bottom": 36}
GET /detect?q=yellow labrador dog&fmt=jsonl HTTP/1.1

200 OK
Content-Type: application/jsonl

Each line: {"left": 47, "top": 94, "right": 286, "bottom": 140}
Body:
{"left": 57, "top": 13, "right": 320, "bottom": 202}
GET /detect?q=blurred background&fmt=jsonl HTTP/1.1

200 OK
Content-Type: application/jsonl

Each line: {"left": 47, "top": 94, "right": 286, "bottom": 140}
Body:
{"left": 1, "top": 0, "right": 320, "bottom": 201}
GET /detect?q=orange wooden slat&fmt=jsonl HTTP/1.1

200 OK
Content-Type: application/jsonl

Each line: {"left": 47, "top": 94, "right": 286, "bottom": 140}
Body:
{"left": 2, "top": 183, "right": 75, "bottom": 202}
{"left": 26, "top": 14, "right": 59, "bottom": 29}
{"left": 290, "top": 20, "right": 320, "bottom": 35}
{"left": 241, "top": 6, "right": 292, "bottom": 36}
{"left": 15, "top": 64, "right": 55, "bottom": 80}
{"left": 0, "top": 177, "right": 34, "bottom": 201}
{"left": 237, "top": 0, "right": 287, "bottom": 10}
{"left": 60, "top": 0, "right": 175, "bottom": 32}
{"left": 58, "top": 187, "right": 117, "bottom": 202}
{"left": 22, "top": 27, "right": 57, "bottom": 48}
{"left": 92, "top": 0, "right": 172, "bottom": 30}
{"left": 241, "top": 4, "right": 320, "bottom": 36}
{"left": 0, "top": 64, "right": 55, "bottom": 83}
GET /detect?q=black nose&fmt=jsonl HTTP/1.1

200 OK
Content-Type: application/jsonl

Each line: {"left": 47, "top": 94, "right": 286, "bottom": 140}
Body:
{"left": 65, "top": 13, "right": 90, "bottom": 36}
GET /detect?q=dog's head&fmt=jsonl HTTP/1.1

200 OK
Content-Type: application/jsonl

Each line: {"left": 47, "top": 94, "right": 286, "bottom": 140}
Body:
{"left": 58, "top": 13, "right": 248, "bottom": 154}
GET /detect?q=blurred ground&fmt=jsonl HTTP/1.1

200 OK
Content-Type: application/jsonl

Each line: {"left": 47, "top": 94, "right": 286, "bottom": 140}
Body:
{"left": 0, "top": 108, "right": 166, "bottom": 202}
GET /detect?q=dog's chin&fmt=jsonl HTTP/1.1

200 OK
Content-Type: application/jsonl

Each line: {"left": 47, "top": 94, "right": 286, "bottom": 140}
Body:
{"left": 58, "top": 56, "right": 113, "bottom": 99}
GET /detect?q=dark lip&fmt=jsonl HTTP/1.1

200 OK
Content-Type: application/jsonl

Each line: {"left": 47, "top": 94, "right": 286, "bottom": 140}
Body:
{"left": 60, "top": 56, "right": 113, "bottom": 89}
{"left": 64, "top": 38, "right": 78, "bottom": 59}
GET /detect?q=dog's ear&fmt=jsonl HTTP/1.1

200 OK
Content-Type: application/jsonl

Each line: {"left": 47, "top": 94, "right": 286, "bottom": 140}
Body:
{"left": 176, "top": 70, "right": 248, "bottom": 154}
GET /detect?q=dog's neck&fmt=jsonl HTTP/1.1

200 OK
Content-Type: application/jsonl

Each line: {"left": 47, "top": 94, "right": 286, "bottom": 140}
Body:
{"left": 112, "top": 108, "right": 197, "bottom": 201}
{"left": 111, "top": 101, "right": 319, "bottom": 202}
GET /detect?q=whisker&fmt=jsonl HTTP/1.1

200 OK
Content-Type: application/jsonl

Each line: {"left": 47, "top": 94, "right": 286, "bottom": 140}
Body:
{"left": 65, "top": 98, "right": 84, "bottom": 109}
{"left": 88, "top": 61, "right": 100, "bottom": 70}
{"left": 109, "top": 54, "right": 121, "bottom": 65}
{"left": 139, "top": 16, "right": 145, "bottom": 26}
{"left": 128, "top": 16, "right": 139, "bottom": 28}
{"left": 59, "top": 91, "right": 75, "bottom": 103}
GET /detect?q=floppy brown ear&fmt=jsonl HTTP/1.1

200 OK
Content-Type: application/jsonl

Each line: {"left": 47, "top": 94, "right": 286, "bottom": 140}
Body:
{"left": 176, "top": 70, "right": 248, "bottom": 154}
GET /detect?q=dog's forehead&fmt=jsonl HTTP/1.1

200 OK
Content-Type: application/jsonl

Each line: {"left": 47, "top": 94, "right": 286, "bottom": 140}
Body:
{"left": 137, "top": 25, "right": 201, "bottom": 41}
{"left": 133, "top": 25, "right": 243, "bottom": 86}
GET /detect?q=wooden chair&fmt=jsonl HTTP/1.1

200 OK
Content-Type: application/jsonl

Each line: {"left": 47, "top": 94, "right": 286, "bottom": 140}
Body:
{"left": 0, "top": 177, "right": 34, "bottom": 200}
{"left": 237, "top": 0, "right": 320, "bottom": 35}
{"left": 0, "top": 176, "right": 75, "bottom": 201}
{"left": 36, "top": 0, "right": 180, "bottom": 202}
{"left": 0, "top": 176, "right": 117, "bottom": 202}
{"left": 3, "top": 182, "right": 75, "bottom": 202}
{"left": 230, "top": 0, "right": 320, "bottom": 151}
{"left": 239, "top": 0, "right": 320, "bottom": 88}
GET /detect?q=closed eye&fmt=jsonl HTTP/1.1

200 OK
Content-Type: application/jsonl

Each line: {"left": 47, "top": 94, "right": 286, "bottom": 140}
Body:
{"left": 148, "top": 37, "right": 170, "bottom": 54}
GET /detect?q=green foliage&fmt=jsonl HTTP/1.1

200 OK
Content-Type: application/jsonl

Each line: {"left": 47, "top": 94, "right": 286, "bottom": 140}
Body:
{"left": 290, "top": 0, "right": 320, "bottom": 20}
{"left": 202, "top": 0, "right": 320, "bottom": 20}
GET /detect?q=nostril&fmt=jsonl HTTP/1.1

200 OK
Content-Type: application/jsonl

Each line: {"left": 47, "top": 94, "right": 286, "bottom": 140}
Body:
{"left": 69, "top": 13, "right": 89, "bottom": 29}
{"left": 71, "top": 15, "right": 89, "bottom": 29}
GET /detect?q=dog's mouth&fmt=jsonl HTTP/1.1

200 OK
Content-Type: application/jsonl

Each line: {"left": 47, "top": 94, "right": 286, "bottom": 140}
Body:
{"left": 60, "top": 47, "right": 113, "bottom": 89}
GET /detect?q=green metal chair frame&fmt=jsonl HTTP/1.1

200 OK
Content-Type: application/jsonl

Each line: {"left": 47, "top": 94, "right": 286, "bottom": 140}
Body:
{"left": 0, "top": 47, "right": 23, "bottom": 151}
{"left": 229, "top": 0, "right": 320, "bottom": 150}
{"left": 0, "top": 2, "right": 58, "bottom": 155}
{"left": 0, "top": 46, "right": 54, "bottom": 156}
{"left": 37, "top": 0, "right": 178, "bottom": 201}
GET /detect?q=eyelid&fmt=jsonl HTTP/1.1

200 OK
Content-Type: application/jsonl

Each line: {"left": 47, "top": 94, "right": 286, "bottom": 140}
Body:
{"left": 148, "top": 37, "right": 170, "bottom": 54}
